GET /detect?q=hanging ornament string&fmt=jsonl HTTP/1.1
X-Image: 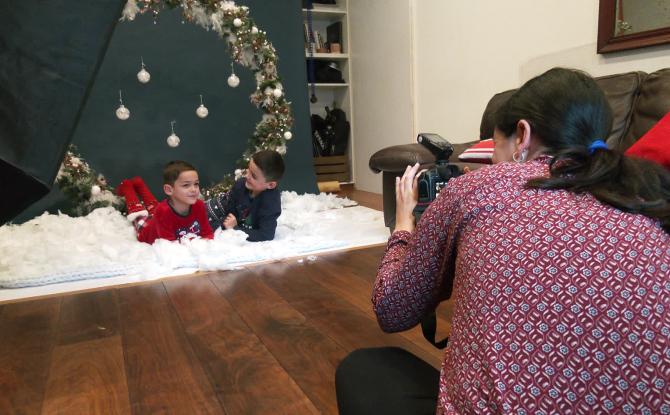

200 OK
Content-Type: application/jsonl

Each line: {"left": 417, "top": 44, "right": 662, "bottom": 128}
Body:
{"left": 137, "top": 56, "right": 151, "bottom": 83}
{"left": 306, "top": 0, "right": 318, "bottom": 103}
{"left": 166, "top": 120, "right": 180, "bottom": 147}
{"left": 227, "top": 62, "right": 240, "bottom": 88}
{"left": 116, "top": 90, "right": 130, "bottom": 120}
{"left": 196, "top": 94, "right": 209, "bottom": 118}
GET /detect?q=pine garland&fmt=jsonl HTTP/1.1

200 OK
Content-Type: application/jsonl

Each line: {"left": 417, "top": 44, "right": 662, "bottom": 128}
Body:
{"left": 121, "top": 0, "right": 295, "bottom": 180}
{"left": 56, "top": 146, "right": 125, "bottom": 216}
{"left": 56, "top": 0, "right": 294, "bottom": 214}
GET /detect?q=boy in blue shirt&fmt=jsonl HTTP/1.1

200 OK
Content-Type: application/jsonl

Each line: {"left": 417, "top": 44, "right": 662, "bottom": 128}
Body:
{"left": 206, "top": 150, "right": 284, "bottom": 241}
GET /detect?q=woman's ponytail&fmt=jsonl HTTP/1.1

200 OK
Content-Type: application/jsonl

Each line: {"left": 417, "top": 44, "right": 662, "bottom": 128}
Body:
{"left": 496, "top": 68, "right": 670, "bottom": 232}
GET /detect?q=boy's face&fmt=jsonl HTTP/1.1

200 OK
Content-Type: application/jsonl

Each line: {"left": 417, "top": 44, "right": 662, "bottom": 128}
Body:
{"left": 245, "top": 159, "right": 277, "bottom": 195}
{"left": 164, "top": 170, "right": 200, "bottom": 207}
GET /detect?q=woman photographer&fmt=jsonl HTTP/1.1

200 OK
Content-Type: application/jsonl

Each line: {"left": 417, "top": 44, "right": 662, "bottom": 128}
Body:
{"left": 336, "top": 68, "right": 669, "bottom": 414}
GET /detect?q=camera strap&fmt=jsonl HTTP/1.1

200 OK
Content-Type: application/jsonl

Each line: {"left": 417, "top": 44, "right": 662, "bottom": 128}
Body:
{"left": 420, "top": 311, "right": 449, "bottom": 349}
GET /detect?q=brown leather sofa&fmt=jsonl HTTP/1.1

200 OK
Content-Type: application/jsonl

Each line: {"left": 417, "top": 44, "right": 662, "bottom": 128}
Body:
{"left": 369, "top": 68, "right": 670, "bottom": 229}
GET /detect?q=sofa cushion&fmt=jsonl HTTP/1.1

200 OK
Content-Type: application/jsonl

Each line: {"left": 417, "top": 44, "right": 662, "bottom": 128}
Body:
{"left": 625, "top": 110, "right": 670, "bottom": 170}
{"left": 595, "top": 71, "right": 647, "bottom": 149}
{"left": 621, "top": 68, "right": 670, "bottom": 151}
{"left": 458, "top": 139, "right": 494, "bottom": 163}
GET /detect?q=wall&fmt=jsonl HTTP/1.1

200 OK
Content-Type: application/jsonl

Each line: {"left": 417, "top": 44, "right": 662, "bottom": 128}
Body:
{"left": 350, "top": 0, "right": 670, "bottom": 195}
{"left": 349, "top": 0, "right": 414, "bottom": 194}
{"left": 412, "top": 0, "right": 670, "bottom": 148}
{"left": 17, "top": 0, "right": 316, "bottom": 222}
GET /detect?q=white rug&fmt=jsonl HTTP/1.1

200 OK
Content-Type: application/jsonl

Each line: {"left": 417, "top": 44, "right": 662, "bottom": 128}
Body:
{"left": 0, "top": 192, "right": 389, "bottom": 302}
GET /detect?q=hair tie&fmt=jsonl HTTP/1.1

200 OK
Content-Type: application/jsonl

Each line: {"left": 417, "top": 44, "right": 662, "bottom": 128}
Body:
{"left": 588, "top": 139, "right": 608, "bottom": 155}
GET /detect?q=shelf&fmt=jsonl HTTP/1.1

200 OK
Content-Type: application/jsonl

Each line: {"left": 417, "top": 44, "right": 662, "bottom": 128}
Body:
{"left": 309, "top": 83, "right": 349, "bottom": 88}
{"left": 302, "top": 7, "right": 346, "bottom": 18}
{"left": 305, "top": 52, "right": 349, "bottom": 60}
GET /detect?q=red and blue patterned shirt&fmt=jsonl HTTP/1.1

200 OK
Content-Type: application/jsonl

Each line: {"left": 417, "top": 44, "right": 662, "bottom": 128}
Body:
{"left": 373, "top": 157, "right": 669, "bottom": 414}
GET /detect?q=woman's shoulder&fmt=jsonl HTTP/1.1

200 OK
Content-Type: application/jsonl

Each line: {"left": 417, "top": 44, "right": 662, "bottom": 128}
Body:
{"left": 453, "top": 158, "right": 549, "bottom": 188}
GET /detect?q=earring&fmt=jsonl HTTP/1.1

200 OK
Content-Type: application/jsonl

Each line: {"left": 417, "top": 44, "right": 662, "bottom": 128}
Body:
{"left": 116, "top": 90, "right": 130, "bottom": 120}
{"left": 512, "top": 149, "right": 527, "bottom": 163}
{"left": 196, "top": 94, "right": 209, "bottom": 118}
{"left": 227, "top": 62, "right": 240, "bottom": 88}
{"left": 137, "top": 57, "right": 151, "bottom": 84}
{"left": 166, "top": 120, "right": 180, "bottom": 147}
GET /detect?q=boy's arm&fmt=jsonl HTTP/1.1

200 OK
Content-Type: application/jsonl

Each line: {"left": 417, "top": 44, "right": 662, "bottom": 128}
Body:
{"left": 238, "top": 192, "right": 281, "bottom": 242}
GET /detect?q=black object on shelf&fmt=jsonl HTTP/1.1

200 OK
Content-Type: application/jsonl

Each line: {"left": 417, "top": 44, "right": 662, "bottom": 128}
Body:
{"left": 306, "top": 61, "right": 345, "bottom": 83}
{"left": 326, "top": 21, "right": 342, "bottom": 51}
{"left": 303, "top": 0, "right": 336, "bottom": 7}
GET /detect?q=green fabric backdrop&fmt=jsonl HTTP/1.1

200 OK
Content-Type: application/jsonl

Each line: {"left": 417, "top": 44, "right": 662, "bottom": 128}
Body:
{"left": 15, "top": 0, "right": 316, "bottom": 223}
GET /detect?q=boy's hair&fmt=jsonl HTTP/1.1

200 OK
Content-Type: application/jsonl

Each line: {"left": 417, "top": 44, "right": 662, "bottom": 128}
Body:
{"left": 163, "top": 160, "right": 197, "bottom": 185}
{"left": 252, "top": 150, "right": 285, "bottom": 182}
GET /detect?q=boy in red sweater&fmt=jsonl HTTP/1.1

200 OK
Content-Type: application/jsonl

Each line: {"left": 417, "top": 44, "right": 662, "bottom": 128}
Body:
{"left": 116, "top": 160, "right": 214, "bottom": 244}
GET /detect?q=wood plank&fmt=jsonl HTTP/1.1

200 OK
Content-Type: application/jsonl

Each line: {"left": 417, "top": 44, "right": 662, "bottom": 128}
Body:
{"left": 338, "top": 185, "right": 383, "bottom": 211}
{"left": 257, "top": 260, "right": 443, "bottom": 367}
{"left": 41, "top": 336, "right": 130, "bottom": 415}
{"left": 57, "top": 290, "right": 120, "bottom": 346}
{"left": 0, "top": 298, "right": 61, "bottom": 414}
{"left": 316, "top": 172, "right": 350, "bottom": 182}
{"left": 164, "top": 276, "right": 320, "bottom": 415}
{"left": 305, "top": 256, "right": 446, "bottom": 364}
{"left": 210, "top": 269, "right": 347, "bottom": 415}
{"left": 320, "top": 249, "right": 454, "bottom": 339}
{"left": 313, "top": 155, "right": 348, "bottom": 165}
{"left": 118, "top": 283, "right": 223, "bottom": 414}
{"left": 315, "top": 164, "right": 348, "bottom": 174}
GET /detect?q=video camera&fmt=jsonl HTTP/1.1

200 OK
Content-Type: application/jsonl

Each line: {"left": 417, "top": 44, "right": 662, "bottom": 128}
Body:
{"left": 414, "top": 133, "right": 462, "bottom": 220}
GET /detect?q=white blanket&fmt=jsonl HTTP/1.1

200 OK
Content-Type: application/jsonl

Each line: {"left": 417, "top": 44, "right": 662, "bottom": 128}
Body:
{"left": 0, "top": 192, "right": 389, "bottom": 298}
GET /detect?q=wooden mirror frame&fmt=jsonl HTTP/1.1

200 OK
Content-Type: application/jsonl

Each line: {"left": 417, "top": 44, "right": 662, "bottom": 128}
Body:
{"left": 598, "top": 0, "right": 670, "bottom": 53}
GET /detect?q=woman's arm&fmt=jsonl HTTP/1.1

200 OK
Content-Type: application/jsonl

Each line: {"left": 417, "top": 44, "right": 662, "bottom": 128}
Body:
{"left": 372, "top": 164, "right": 466, "bottom": 332}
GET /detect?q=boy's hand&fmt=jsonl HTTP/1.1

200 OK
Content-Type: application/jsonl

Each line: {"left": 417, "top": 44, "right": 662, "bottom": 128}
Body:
{"left": 223, "top": 213, "right": 237, "bottom": 229}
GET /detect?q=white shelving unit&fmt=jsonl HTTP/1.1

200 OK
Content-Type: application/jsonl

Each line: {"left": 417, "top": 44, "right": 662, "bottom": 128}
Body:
{"left": 302, "top": 0, "right": 354, "bottom": 184}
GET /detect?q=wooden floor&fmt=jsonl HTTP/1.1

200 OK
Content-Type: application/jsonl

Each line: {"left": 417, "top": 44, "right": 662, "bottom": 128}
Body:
{"left": 0, "top": 188, "right": 452, "bottom": 414}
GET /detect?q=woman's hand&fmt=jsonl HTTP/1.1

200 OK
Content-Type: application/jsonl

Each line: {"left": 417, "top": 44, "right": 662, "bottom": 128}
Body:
{"left": 394, "top": 163, "right": 424, "bottom": 233}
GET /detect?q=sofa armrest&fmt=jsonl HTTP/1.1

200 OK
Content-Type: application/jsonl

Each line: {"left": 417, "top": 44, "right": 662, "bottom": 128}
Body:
{"left": 369, "top": 140, "right": 483, "bottom": 229}
{"left": 369, "top": 143, "right": 436, "bottom": 173}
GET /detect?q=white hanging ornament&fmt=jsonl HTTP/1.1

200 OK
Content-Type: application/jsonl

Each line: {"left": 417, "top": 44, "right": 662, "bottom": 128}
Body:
{"left": 167, "top": 120, "right": 180, "bottom": 147}
{"left": 284, "top": 131, "right": 293, "bottom": 140}
{"left": 233, "top": 18, "right": 243, "bottom": 27}
{"left": 272, "top": 88, "right": 283, "bottom": 98}
{"left": 116, "top": 90, "right": 130, "bottom": 120}
{"left": 137, "top": 57, "right": 151, "bottom": 84}
{"left": 90, "top": 185, "right": 101, "bottom": 196}
{"left": 251, "top": 26, "right": 259, "bottom": 34}
{"left": 227, "top": 62, "right": 240, "bottom": 88}
{"left": 196, "top": 94, "right": 209, "bottom": 118}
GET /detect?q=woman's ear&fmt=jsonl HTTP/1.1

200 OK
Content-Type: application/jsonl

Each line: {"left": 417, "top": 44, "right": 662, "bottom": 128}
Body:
{"left": 515, "top": 119, "right": 533, "bottom": 151}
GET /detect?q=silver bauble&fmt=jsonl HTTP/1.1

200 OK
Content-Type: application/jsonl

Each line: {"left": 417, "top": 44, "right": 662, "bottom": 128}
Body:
{"left": 233, "top": 18, "right": 243, "bottom": 27}
{"left": 228, "top": 74, "right": 240, "bottom": 88}
{"left": 272, "top": 88, "right": 283, "bottom": 98}
{"left": 116, "top": 104, "right": 130, "bottom": 120}
{"left": 284, "top": 131, "right": 293, "bottom": 140}
{"left": 196, "top": 104, "right": 209, "bottom": 118}
{"left": 167, "top": 133, "right": 180, "bottom": 147}
{"left": 137, "top": 68, "right": 151, "bottom": 83}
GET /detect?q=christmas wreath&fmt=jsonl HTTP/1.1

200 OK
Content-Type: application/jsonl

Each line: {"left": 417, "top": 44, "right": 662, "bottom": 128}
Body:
{"left": 57, "top": 0, "right": 293, "bottom": 215}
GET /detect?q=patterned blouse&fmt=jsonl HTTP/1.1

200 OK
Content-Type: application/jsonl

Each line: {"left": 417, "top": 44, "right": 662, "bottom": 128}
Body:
{"left": 373, "top": 157, "right": 669, "bottom": 414}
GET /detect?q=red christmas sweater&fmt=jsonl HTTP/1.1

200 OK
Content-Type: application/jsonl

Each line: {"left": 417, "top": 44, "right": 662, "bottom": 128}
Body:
{"left": 138, "top": 199, "right": 214, "bottom": 244}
